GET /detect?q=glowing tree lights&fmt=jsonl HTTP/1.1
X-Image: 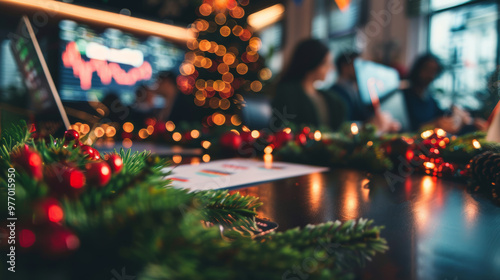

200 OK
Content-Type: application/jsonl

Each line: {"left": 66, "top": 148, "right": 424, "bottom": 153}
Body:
{"left": 179, "top": 0, "right": 272, "bottom": 127}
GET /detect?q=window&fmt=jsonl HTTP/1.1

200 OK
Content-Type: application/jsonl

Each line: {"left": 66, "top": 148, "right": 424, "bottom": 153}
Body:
{"left": 428, "top": 1, "right": 498, "bottom": 110}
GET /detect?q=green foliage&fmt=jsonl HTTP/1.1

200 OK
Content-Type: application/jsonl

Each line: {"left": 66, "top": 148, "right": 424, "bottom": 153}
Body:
{"left": 0, "top": 122, "right": 388, "bottom": 279}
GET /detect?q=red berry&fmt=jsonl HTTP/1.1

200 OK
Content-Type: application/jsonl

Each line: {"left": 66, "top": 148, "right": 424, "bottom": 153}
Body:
{"left": 64, "top": 130, "right": 80, "bottom": 141}
{"left": 33, "top": 198, "right": 64, "bottom": 225}
{"left": 80, "top": 145, "right": 101, "bottom": 160}
{"left": 45, "top": 165, "right": 86, "bottom": 197}
{"left": 85, "top": 161, "right": 112, "bottom": 187}
{"left": 11, "top": 145, "right": 43, "bottom": 180}
{"left": 105, "top": 154, "right": 123, "bottom": 174}
{"left": 220, "top": 131, "right": 242, "bottom": 151}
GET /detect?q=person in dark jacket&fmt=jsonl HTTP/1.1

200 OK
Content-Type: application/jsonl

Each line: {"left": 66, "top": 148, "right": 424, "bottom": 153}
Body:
{"left": 271, "top": 39, "right": 346, "bottom": 130}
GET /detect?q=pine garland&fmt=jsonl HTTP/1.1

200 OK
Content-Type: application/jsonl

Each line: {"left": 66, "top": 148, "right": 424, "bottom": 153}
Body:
{"left": 0, "top": 122, "right": 388, "bottom": 279}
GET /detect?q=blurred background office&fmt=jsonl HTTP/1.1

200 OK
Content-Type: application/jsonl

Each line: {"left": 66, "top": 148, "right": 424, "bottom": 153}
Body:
{"left": 0, "top": 0, "right": 498, "bottom": 137}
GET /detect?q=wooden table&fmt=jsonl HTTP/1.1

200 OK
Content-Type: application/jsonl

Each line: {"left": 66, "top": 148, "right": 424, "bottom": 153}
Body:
{"left": 233, "top": 169, "right": 500, "bottom": 280}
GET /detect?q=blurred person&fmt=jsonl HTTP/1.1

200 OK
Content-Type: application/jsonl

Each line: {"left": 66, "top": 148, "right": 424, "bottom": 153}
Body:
{"left": 129, "top": 84, "right": 157, "bottom": 124}
{"left": 155, "top": 71, "right": 201, "bottom": 123}
{"left": 404, "top": 54, "right": 484, "bottom": 133}
{"left": 331, "top": 51, "right": 400, "bottom": 133}
{"left": 271, "top": 39, "right": 346, "bottom": 130}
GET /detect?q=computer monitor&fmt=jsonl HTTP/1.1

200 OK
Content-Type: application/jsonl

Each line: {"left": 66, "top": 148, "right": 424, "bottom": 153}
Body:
{"left": 354, "top": 58, "right": 410, "bottom": 131}
{"left": 10, "top": 15, "right": 71, "bottom": 136}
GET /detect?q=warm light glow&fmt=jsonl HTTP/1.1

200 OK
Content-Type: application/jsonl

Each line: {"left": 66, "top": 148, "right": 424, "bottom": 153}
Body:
{"left": 421, "top": 130, "right": 433, "bottom": 139}
{"left": 147, "top": 125, "right": 154, "bottom": 135}
{"left": 264, "top": 154, "right": 273, "bottom": 168}
{"left": 231, "top": 115, "right": 242, "bottom": 126}
{"left": 247, "top": 4, "right": 285, "bottom": 31}
{"left": 139, "top": 129, "right": 149, "bottom": 139}
{"left": 4, "top": 0, "right": 194, "bottom": 43}
{"left": 264, "top": 146, "right": 273, "bottom": 154}
{"left": 122, "top": 138, "right": 133, "bottom": 148}
{"left": 202, "top": 141, "right": 212, "bottom": 149}
{"left": 334, "top": 0, "right": 351, "bottom": 11}
{"left": 314, "top": 130, "right": 322, "bottom": 141}
{"left": 165, "top": 121, "right": 176, "bottom": 132}
{"left": 435, "top": 128, "right": 446, "bottom": 138}
{"left": 472, "top": 139, "right": 481, "bottom": 149}
{"left": 172, "top": 132, "right": 182, "bottom": 142}
{"left": 172, "top": 155, "right": 182, "bottom": 164}
{"left": 367, "top": 141, "right": 373, "bottom": 147}
{"left": 251, "top": 130, "right": 260, "bottom": 138}
{"left": 250, "top": 81, "right": 263, "bottom": 92}
{"left": 213, "top": 113, "right": 226, "bottom": 126}
{"left": 259, "top": 68, "right": 272, "bottom": 80}
{"left": 191, "top": 130, "right": 200, "bottom": 139}
{"left": 351, "top": 123, "right": 359, "bottom": 135}
{"left": 424, "top": 162, "right": 436, "bottom": 170}
{"left": 105, "top": 126, "right": 116, "bottom": 138}
{"left": 123, "top": 122, "right": 134, "bottom": 133}
{"left": 94, "top": 127, "right": 105, "bottom": 138}
{"left": 202, "top": 154, "right": 211, "bottom": 162}
{"left": 283, "top": 127, "right": 292, "bottom": 134}
{"left": 191, "top": 157, "right": 201, "bottom": 165}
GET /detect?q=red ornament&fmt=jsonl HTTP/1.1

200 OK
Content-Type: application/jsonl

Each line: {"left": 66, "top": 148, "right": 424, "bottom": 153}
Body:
{"left": 45, "top": 165, "right": 86, "bottom": 197}
{"left": 11, "top": 145, "right": 43, "bottom": 180}
{"left": 64, "top": 130, "right": 80, "bottom": 142}
{"left": 33, "top": 198, "right": 64, "bottom": 225}
{"left": 80, "top": 145, "right": 101, "bottom": 160}
{"left": 85, "top": 161, "right": 112, "bottom": 187}
{"left": 240, "top": 131, "right": 255, "bottom": 144}
{"left": 274, "top": 131, "right": 293, "bottom": 149}
{"left": 220, "top": 131, "right": 242, "bottom": 151}
{"left": 105, "top": 154, "right": 123, "bottom": 174}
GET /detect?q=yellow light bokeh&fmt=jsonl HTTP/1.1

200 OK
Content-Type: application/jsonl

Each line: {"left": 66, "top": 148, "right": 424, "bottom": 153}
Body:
{"left": 199, "top": 3, "right": 212, "bottom": 16}
{"left": 139, "top": 128, "right": 149, "bottom": 139}
{"left": 220, "top": 98, "right": 231, "bottom": 110}
{"left": 217, "top": 63, "right": 230, "bottom": 74}
{"left": 259, "top": 68, "right": 272, "bottom": 80}
{"left": 215, "top": 45, "right": 227, "bottom": 56}
{"left": 147, "top": 125, "right": 154, "bottom": 135}
{"left": 222, "top": 72, "right": 234, "bottom": 83}
{"left": 215, "top": 13, "right": 226, "bottom": 25}
{"left": 223, "top": 53, "right": 236, "bottom": 65}
{"left": 199, "top": 39, "right": 211, "bottom": 51}
{"left": 232, "top": 25, "right": 243, "bottom": 36}
{"left": 202, "top": 141, "right": 212, "bottom": 149}
{"left": 202, "top": 154, "right": 211, "bottom": 162}
{"left": 172, "top": 155, "right": 182, "bottom": 164}
{"left": 191, "top": 130, "right": 200, "bottom": 139}
{"left": 213, "top": 113, "right": 226, "bottom": 126}
{"left": 236, "top": 63, "right": 248, "bottom": 75}
{"left": 250, "top": 81, "right": 263, "bottom": 92}
{"left": 220, "top": 26, "right": 231, "bottom": 37}
{"left": 105, "top": 126, "right": 116, "bottom": 138}
{"left": 122, "top": 138, "right": 133, "bottom": 148}
{"left": 165, "top": 121, "right": 175, "bottom": 132}
{"left": 264, "top": 145, "right": 273, "bottom": 154}
{"left": 314, "top": 130, "right": 322, "bottom": 141}
{"left": 94, "top": 127, "right": 105, "bottom": 138}
{"left": 231, "top": 115, "right": 242, "bottom": 126}
{"left": 172, "top": 132, "right": 182, "bottom": 142}
{"left": 251, "top": 130, "right": 260, "bottom": 138}
{"left": 123, "top": 122, "right": 134, "bottom": 133}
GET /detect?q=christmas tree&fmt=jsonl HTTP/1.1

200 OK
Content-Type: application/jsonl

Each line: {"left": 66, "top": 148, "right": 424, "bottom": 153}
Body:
{"left": 178, "top": 0, "right": 272, "bottom": 127}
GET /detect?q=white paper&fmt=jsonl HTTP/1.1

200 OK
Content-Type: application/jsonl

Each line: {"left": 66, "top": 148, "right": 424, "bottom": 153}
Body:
{"left": 164, "top": 159, "right": 328, "bottom": 191}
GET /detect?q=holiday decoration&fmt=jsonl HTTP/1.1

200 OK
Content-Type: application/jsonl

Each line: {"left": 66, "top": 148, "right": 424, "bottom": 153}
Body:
{"left": 11, "top": 144, "right": 43, "bottom": 181}
{"left": 80, "top": 145, "right": 101, "bottom": 161}
{"left": 0, "top": 122, "right": 388, "bottom": 279}
{"left": 105, "top": 154, "right": 123, "bottom": 174}
{"left": 85, "top": 161, "right": 112, "bottom": 187}
{"left": 220, "top": 130, "right": 242, "bottom": 151}
{"left": 178, "top": 0, "right": 272, "bottom": 127}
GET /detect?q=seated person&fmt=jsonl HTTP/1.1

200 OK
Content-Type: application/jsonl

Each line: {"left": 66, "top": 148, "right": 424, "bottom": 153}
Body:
{"left": 271, "top": 39, "right": 346, "bottom": 130}
{"left": 331, "top": 51, "right": 400, "bottom": 133}
{"left": 404, "top": 54, "right": 483, "bottom": 134}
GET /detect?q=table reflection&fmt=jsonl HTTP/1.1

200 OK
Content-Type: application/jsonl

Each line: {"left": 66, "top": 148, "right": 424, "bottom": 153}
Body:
{"left": 233, "top": 168, "right": 500, "bottom": 280}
